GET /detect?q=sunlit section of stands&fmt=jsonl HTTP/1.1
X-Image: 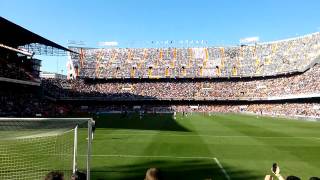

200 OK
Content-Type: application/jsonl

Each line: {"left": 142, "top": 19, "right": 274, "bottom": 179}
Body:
{"left": 69, "top": 32, "right": 320, "bottom": 79}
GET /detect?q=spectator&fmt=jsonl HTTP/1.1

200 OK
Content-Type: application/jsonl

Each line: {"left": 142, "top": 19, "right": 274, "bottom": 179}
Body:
{"left": 310, "top": 178, "right": 320, "bottom": 180}
{"left": 145, "top": 168, "right": 162, "bottom": 180}
{"left": 44, "top": 171, "right": 64, "bottom": 180}
{"left": 71, "top": 171, "right": 86, "bottom": 180}
{"left": 267, "top": 163, "right": 301, "bottom": 180}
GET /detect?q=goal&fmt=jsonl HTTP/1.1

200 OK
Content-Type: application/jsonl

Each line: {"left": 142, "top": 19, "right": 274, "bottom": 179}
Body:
{"left": 0, "top": 118, "right": 93, "bottom": 180}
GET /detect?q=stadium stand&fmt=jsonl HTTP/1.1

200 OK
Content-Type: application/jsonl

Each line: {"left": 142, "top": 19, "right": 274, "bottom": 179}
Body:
{"left": 0, "top": 16, "right": 319, "bottom": 119}
{"left": 43, "top": 63, "right": 320, "bottom": 100}
{"left": 0, "top": 16, "right": 319, "bottom": 180}
{"left": 0, "top": 17, "right": 75, "bottom": 117}
{"left": 68, "top": 32, "right": 320, "bottom": 79}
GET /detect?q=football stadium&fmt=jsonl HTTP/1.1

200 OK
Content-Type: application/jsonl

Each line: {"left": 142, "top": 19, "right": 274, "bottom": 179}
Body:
{"left": 1, "top": 1, "right": 320, "bottom": 179}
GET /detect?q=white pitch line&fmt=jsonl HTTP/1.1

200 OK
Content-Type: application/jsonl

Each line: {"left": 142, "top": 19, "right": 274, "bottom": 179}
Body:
{"left": 86, "top": 154, "right": 232, "bottom": 179}
{"left": 102, "top": 133, "right": 320, "bottom": 140}
{"left": 86, "top": 154, "right": 233, "bottom": 179}
{"left": 213, "top": 157, "right": 231, "bottom": 180}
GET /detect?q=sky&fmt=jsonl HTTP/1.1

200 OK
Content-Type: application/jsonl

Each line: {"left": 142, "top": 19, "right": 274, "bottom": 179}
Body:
{"left": 1, "top": 0, "right": 320, "bottom": 74}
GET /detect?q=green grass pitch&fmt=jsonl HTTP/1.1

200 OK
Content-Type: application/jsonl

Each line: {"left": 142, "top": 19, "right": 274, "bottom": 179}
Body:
{"left": 89, "top": 113, "right": 320, "bottom": 180}
{"left": 0, "top": 113, "right": 319, "bottom": 179}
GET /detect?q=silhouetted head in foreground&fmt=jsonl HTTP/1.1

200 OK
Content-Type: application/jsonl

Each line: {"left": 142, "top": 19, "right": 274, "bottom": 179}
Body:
{"left": 145, "top": 168, "right": 162, "bottom": 180}
{"left": 309, "top": 177, "right": 320, "bottom": 180}
{"left": 286, "top": 176, "right": 301, "bottom": 180}
{"left": 71, "top": 171, "right": 86, "bottom": 180}
{"left": 44, "top": 171, "right": 64, "bottom": 180}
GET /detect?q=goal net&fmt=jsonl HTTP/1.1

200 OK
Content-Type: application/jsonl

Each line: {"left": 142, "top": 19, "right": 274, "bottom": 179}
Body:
{"left": 0, "top": 118, "right": 93, "bottom": 180}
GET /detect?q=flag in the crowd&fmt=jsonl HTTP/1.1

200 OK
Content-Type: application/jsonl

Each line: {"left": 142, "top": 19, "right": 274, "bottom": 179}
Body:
{"left": 216, "top": 66, "right": 221, "bottom": 76}
{"left": 137, "top": 62, "right": 142, "bottom": 69}
{"left": 199, "top": 66, "right": 203, "bottom": 76}
{"left": 131, "top": 67, "right": 136, "bottom": 77}
{"left": 159, "top": 49, "right": 163, "bottom": 60}
{"left": 148, "top": 67, "right": 153, "bottom": 77}
{"left": 182, "top": 67, "right": 187, "bottom": 76}
{"left": 205, "top": 48, "right": 209, "bottom": 61}
{"left": 171, "top": 60, "right": 175, "bottom": 68}
{"left": 220, "top": 59, "right": 224, "bottom": 68}
{"left": 232, "top": 66, "right": 237, "bottom": 76}
{"left": 220, "top": 47, "right": 225, "bottom": 57}
{"left": 255, "top": 58, "right": 260, "bottom": 67}
{"left": 165, "top": 67, "right": 169, "bottom": 76}
{"left": 203, "top": 60, "right": 207, "bottom": 68}
{"left": 265, "top": 56, "right": 272, "bottom": 65}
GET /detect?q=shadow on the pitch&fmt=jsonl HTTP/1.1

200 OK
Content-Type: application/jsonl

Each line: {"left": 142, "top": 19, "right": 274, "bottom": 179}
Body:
{"left": 90, "top": 158, "right": 260, "bottom": 180}
{"left": 95, "top": 113, "right": 190, "bottom": 132}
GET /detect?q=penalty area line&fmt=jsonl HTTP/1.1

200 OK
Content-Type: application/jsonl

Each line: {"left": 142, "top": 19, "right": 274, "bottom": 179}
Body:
{"left": 213, "top": 157, "right": 231, "bottom": 180}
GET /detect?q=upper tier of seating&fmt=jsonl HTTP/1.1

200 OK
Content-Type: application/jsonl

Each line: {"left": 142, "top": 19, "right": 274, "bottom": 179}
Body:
{"left": 69, "top": 32, "right": 320, "bottom": 79}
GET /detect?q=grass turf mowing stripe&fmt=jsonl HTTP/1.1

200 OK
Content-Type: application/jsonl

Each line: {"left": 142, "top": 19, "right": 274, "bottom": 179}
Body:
{"left": 86, "top": 154, "right": 214, "bottom": 159}
{"left": 102, "top": 133, "right": 320, "bottom": 139}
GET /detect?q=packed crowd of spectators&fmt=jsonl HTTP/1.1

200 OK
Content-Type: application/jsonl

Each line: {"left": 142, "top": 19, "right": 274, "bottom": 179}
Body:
{"left": 0, "top": 48, "right": 40, "bottom": 82}
{"left": 43, "top": 63, "right": 320, "bottom": 100}
{"left": 173, "top": 103, "right": 320, "bottom": 117}
{"left": 0, "top": 88, "right": 71, "bottom": 117}
{"left": 70, "top": 32, "right": 320, "bottom": 78}
{"left": 72, "top": 103, "right": 320, "bottom": 118}
{"left": 1, "top": 85, "right": 319, "bottom": 117}
{"left": 0, "top": 91, "right": 40, "bottom": 117}
{"left": 0, "top": 57, "right": 35, "bottom": 81}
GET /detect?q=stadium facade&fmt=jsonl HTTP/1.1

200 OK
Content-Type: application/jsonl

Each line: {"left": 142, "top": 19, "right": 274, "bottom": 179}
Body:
{"left": 0, "top": 16, "right": 319, "bottom": 119}
{"left": 0, "top": 16, "right": 320, "bottom": 180}
{"left": 56, "top": 32, "right": 320, "bottom": 120}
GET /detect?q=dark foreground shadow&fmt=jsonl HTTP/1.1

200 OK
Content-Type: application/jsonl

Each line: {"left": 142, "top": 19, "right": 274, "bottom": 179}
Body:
{"left": 96, "top": 113, "right": 190, "bottom": 132}
{"left": 90, "top": 159, "right": 260, "bottom": 180}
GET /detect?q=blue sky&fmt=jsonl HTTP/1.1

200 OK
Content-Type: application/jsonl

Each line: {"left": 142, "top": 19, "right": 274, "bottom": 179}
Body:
{"left": 1, "top": 0, "right": 320, "bottom": 74}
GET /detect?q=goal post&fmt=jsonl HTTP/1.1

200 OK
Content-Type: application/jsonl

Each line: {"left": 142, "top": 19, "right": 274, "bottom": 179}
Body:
{"left": 0, "top": 118, "right": 93, "bottom": 180}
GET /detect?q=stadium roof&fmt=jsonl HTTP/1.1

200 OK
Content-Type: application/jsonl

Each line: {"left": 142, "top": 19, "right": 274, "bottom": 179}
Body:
{"left": 0, "top": 16, "right": 76, "bottom": 56}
